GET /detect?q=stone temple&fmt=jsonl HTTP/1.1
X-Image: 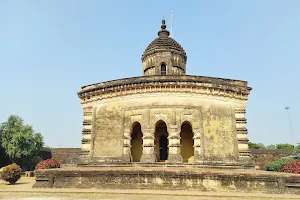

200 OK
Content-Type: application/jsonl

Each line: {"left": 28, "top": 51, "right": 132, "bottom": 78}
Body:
{"left": 35, "top": 20, "right": 300, "bottom": 193}
{"left": 77, "top": 19, "right": 252, "bottom": 167}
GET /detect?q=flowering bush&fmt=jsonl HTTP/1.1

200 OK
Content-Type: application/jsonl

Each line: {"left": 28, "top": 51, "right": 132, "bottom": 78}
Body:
{"left": 283, "top": 160, "right": 300, "bottom": 174}
{"left": 0, "top": 163, "right": 21, "bottom": 184}
{"left": 263, "top": 158, "right": 293, "bottom": 172}
{"left": 35, "top": 158, "right": 60, "bottom": 169}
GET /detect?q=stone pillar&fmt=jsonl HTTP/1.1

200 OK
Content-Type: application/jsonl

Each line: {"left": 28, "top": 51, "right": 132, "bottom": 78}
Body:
{"left": 79, "top": 107, "right": 93, "bottom": 164}
{"left": 193, "top": 130, "right": 202, "bottom": 163}
{"left": 140, "top": 129, "right": 155, "bottom": 163}
{"left": 168, "top": 130, "right": 182, "bottom": 163}
{"left": 235, "top": 108, "right": 252, "bottom": 166}
{"left": 123, "top": 128, "right": 132, "bottom": 162}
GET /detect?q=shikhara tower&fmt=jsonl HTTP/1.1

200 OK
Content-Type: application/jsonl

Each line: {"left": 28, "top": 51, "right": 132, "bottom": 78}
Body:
{"left": 142, "top": 19, "right": 187, "bottom": 76}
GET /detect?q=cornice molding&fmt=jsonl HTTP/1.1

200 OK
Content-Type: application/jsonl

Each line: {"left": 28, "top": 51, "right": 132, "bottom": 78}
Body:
{"left": 78, "top": 76, "right": 251, "bottom": 103}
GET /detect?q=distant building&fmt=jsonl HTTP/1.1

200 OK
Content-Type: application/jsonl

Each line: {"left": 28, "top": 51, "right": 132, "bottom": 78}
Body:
{"left": 77, "top": 20, "right": 252, "bottom": 167}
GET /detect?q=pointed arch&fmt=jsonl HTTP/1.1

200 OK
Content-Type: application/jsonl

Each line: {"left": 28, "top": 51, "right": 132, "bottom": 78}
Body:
{"left": 130, "top": 122, "right": 143, "bottom": 162}
{"left": 154, "top": 120, "right": 168, "bottom": 134}
{"left": 180, "top": 121, "right": 194, "bottom": 163}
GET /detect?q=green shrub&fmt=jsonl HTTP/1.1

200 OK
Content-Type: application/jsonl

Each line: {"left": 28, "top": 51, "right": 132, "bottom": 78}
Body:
{"left": 0, "top": 163, "right": 21, "bottom": 184}
{"left": 263, "top": 158, "right": 293, "bottom": 172}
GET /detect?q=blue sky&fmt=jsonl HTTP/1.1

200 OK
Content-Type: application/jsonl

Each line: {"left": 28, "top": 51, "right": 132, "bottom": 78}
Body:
{"left": 0, "top": 1, "right": 299, "bottom": 147}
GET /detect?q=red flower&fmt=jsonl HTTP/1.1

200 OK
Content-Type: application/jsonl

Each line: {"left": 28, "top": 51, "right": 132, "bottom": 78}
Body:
{"left": 35, "top": 158, "right": 61, "bottom": 169}
{"left": 283, "top": 160, "right": 300, "bottom": 174}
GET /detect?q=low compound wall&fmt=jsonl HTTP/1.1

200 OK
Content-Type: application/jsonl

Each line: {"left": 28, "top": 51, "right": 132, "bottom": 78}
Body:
{"left": 38, "top": 148, "right": 81, "bottom": 164}
{"left": 34, "top": 167, "right": 300, "bottom": 194}
{"left": 250, "top": 149, "right": 293, "bottom": 169}
{"left": 50, "top": 148, "right": 81, "bottom": 164}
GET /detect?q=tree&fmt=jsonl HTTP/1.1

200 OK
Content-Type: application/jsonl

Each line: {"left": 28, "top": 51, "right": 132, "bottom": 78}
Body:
{"left": 293, "top": 144, "right": 300, "bottom": 154}
{"left": 0, "top": 128, "right": 11, "bottom": 167}
{"left": 0, "top": 115, "right": 44, "bottom": 169}
{"left": 248, "top": 142, "right": 266, "bottom": 149}
{"left": 276, "top": 143, "right": 294, "bottom": 150}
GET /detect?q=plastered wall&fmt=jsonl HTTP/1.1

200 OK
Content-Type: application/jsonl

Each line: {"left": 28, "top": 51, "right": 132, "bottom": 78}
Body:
{"left": 86, "top": 92, "right": 244, "bottom": 163}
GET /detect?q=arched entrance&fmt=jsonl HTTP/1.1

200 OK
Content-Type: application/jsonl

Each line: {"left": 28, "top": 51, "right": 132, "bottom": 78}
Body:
{"left": 180, "top": 122, "right": 194, "bottom": 163}
{"left": 130, "top": 122, "right": 143, "bottom": 162}
{"left": 154, "top": 121, "right": 168, "bottom": 162}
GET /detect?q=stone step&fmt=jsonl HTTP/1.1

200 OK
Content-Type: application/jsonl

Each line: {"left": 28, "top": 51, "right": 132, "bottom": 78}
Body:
{"left": 76, "top": 162, "right": 247, "bottom": 169}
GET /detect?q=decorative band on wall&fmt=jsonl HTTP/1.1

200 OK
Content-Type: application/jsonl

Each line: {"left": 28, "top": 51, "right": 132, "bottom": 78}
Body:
{"left": 79, "top": 80, "right": 250, "bottom": 103}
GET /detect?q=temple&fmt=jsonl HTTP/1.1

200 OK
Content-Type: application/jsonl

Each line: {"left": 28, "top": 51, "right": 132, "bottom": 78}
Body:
{"left": 33, "top": 20, "right": 300, "bottom": 194}
{"left": 77, "top": 19, "right": 252, "bottom": 167}
{"left": 34, "top": 20, "right": 300, "bottom": 194}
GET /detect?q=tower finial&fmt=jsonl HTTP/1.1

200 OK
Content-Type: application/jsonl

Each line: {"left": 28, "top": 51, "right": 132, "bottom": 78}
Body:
{"left": 158, "top": 19, "right": 170, "bottom": 37}
{"left": 161, "top": 19, "right": 166, "bottom": 30}
{"left": 170, "top": 10, "right": 173, "bottom": 38}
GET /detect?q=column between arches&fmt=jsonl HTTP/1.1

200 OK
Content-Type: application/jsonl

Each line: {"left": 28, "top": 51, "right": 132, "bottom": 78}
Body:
{"left": 140, "top": 129, "right": 155, "bottom": 162}
{"left": 168, "top": 128, "right": 183, "bottom": 163}
{"left": 193, "top": 129, "right": 202, "bottom": 163}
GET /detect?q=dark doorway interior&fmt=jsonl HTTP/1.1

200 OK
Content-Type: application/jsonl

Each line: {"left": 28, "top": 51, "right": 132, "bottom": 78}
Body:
{"left": 155, "top": 121, "right": 168, "bottom": 161}
{"left": 159, "top": 135, "right": 168, "bottom": 160}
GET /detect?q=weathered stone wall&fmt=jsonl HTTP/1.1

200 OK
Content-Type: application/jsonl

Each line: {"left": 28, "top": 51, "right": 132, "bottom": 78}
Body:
{"left": 202, "top": 105, "right": 238, "bottom": 164}
{"left": 38, "top": 148, "right": 293, "bottom": 168}
{"left": 93, "top": 105, "right": 123, "bottom": 158}
{"left": 34, "top": 167, "right": 300, "bottom": 194}
{"left": 78, "top": 75, "right": 252, "bottom": 166}
{"left": 39, "top": 148, "right": 81, "bottom": 164}
{"left": 250, "top": 149, "right": 293, "bottom": 169}
{"left": 51, "top": 148, "right": 81, "bottom": 164}
{"left": 84, "top": 92, "right": 246, "bottom": 165}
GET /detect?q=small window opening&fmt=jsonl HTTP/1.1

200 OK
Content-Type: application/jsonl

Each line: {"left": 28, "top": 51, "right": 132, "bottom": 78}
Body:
{"left": 161, "top": 64, "right": 166, "bottom": 75}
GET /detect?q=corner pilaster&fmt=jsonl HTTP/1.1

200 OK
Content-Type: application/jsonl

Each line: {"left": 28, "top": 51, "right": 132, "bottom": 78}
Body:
{"left": 235, "top": 108, "right": 253, "bottom": 166}
{"left": 79, "top": 106, "right": 94, "bottom": 164}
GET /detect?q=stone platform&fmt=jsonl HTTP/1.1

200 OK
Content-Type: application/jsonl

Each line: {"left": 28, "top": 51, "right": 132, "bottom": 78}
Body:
{"left": 33, "top": 166, "right": 300, "bottom": 194}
